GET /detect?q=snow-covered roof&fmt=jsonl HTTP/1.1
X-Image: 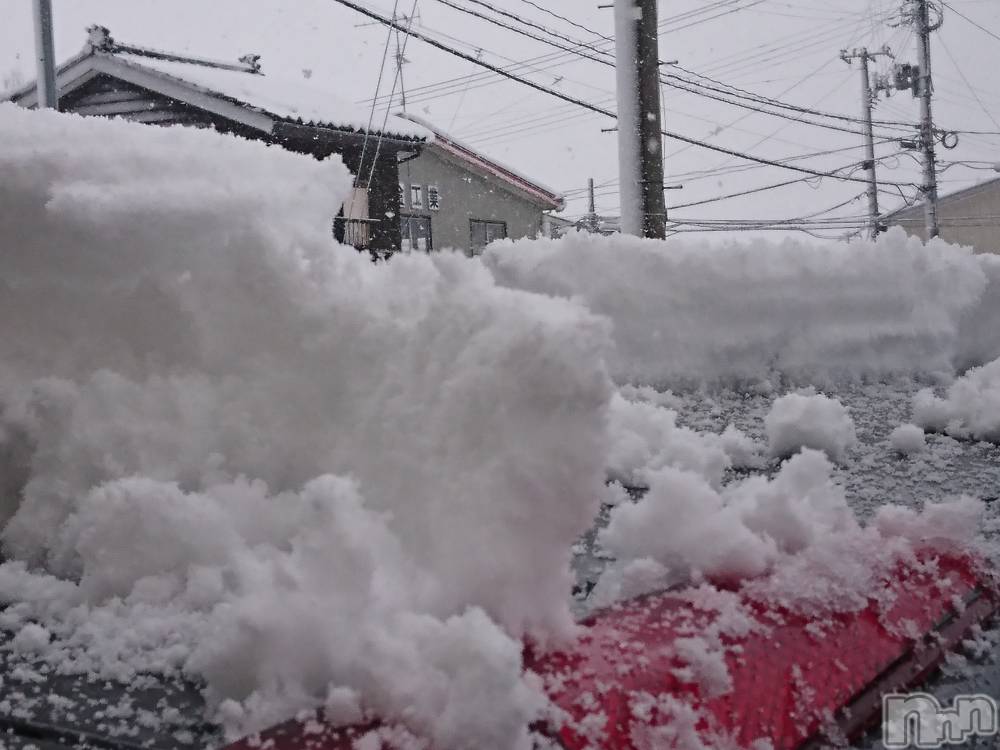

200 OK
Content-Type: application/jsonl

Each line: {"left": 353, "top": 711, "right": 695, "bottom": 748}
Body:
{"left": 112, "top": 53, "right": 429, "bottom": 141}
{"left": 7, "top": 26, "right": 430, "bottom": 143}
{"left": 398, "top": 113, "right": 564, "bottom": 211}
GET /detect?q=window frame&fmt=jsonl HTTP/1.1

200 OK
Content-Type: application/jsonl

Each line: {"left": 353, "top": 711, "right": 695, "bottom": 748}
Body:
{"left": 410, "top": 184, "right": 423, "bottom": 209}
{"left": 400, "top": 213, "right": 433, "bottom": 253}
{"left": 469, "top": 218, "right": 508, "bottom": 255}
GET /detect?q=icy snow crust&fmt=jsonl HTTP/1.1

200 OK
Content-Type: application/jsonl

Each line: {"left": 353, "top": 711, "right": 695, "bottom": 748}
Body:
{"left": 1, "top": 108, "right": 997, "bottom": 750}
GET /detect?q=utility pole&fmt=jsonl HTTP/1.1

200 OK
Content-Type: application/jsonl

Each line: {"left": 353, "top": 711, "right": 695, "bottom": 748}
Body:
{"left": 395, "top": 34, "right": 409, "bottom": 111}
{"left": 33, "top": 0, "right": 58, "bottom": 109}
{"left": 614, "top": 0, "right": 667, "bottom": 239}
{"left": 585, "top": 178, "right": 600, "bottom": 233}
{"left": 913, "top": 0, "right": 940, "bottom": 238}
{"left": 841, "top": 46, "right": 892, "bottom": 240}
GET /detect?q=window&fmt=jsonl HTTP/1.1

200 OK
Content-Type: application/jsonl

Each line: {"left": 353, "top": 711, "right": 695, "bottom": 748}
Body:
{"left": 427, "top": 186, "right": 441, "bottom": 211}
{"left": 399, "top": 182, "right": 405, "bottom": 208}
{"left": 469, "top": 219, "right": 507, "bottom": 255}
{"left": 400, "top": 214, "right": 432, "bottom": 252}
{"left": 410, "top": 184, "right": 423, "bottom": 209}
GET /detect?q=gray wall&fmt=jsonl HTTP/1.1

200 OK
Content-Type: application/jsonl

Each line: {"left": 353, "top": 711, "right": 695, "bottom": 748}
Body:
{"left": 398, "top": 147, "right": 546, "bottom": 254}
{"left": 886, "top": 181, "right": 1000, "bottom": 254}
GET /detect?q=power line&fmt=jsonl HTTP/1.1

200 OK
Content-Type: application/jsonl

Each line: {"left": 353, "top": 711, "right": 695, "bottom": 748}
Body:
{"left": 936, "top": 33, "right": 1000, "bottom": 131}
{"left": 366, "top": 0, "right": 420, "bottom": 190}
{"left": 426, "top": 0, "right": 613, "bottom": 67}
{"left": 514, "top": 0, "right": 610, "bottom": 41}
{"left": 564, "top": 138, "right": 902, "bottom": 198}
{"left": 331, "top": 0, "right": 918, "bottom": 190}
{"left": 434, "top": 0, "right": 908, "bottom": 138}
{"left": 669, "top": 64, "right": 913, "bottom": 128}
{"left": 354, "top": 0, "right": 401, "bottom": 191}
{"left": 663, "top": 75, "right": 910, "bottom": 139}
{"left": 669, "top": 176, "right": 826, "bottom": 210}
{"left": 448, "top": 0, "right": 613, "bottom": 60}
{"left": 431, "top": 0, "right": 917, "bottom": 146}
{"left": 365, "top": 0, "right": 751, "bottom": 108}
{"left": 941, "top": 0, "right": 1000, "bottom": 43}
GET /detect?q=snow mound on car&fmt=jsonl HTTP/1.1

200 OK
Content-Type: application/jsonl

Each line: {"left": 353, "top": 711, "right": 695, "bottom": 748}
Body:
{"left": 0, "top": 105, "right": 612, "bottom": 748}
{"left": 484, "top": 230, "right": 1000, "bottom": 386}
{"left": 913, "top": 356, "right": 1000, "bottom": 442}
{"left": 889, "top": 423, "right": 928, "bottom": 455}
{"left": 764, "top": 391, "right": 857, "bottom": 463}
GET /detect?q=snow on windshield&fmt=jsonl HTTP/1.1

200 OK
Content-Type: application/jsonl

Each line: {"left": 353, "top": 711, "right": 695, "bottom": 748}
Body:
{"left": 1, "top": 105, "right": 999, "bottom": 750}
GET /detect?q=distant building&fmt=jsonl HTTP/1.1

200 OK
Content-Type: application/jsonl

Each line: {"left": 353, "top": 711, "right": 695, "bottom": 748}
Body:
{"left": 395, "top": 114, "right": 564, "bottom": 254}
{"left": 883, "top": 177, "right": 1000, "bottom": 253}
{"left": 5, "top": 25, "right": 430, "bottom": 257}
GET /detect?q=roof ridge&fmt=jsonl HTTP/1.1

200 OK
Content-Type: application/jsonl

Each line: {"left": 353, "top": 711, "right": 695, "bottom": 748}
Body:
{"left": 86, "top": 24, "right": 261, "bottom": 74}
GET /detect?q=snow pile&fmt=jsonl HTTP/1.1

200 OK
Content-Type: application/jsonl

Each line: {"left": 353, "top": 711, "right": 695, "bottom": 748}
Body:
{"left": 0, "top": 106, "right": 613, "bottom": 747}
{"left": 484, "top": 230, "right": 1000, "bottom": 385}
{"left": 764, "top": 392, "right": 856, "bottom": 463}
{"left": 889, "top": 423, "right": 927, "bottom": 455}
{"left": 913, "top": 357, "right": 1000, "bottom": 442}
{"left": 608, "top": 389, "right": 762, "bottom": 489}
{"left": 596, "top": 448, "right": 986, "bottom": 617}
{"left": 956, "top": 253, "right": 1000, "bottom": 370}
{"left": 597, "top": 451, "right": 855, "bottom": 589}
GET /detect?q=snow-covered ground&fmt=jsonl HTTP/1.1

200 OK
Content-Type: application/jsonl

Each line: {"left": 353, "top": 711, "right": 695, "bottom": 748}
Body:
{"left": 3, "top": 106, "right": 1000, "bottom": 750}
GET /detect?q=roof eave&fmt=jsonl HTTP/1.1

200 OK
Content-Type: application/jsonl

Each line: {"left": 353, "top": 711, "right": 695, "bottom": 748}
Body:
{"left": 272, "top": 120, "right": 427, "bottom": 146}
{"left": 5, "top": 45, "right": 96, "bottom": 104}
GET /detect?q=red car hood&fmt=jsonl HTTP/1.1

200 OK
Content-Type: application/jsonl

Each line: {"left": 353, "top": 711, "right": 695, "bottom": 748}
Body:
{"left": 223, "top": 553, "right": 997, "bottom": 750}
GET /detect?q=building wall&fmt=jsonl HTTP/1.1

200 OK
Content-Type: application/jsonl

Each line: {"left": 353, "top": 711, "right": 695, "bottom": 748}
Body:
{"left": 398, "top": 147, "right": 546, "bottom": 254}
{"left": 886, "top": 181, "right": 1000, "bottom": 253}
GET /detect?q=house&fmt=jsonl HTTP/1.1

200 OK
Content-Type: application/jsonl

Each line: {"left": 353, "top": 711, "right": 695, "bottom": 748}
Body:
{"left": 394, "top": 114, "right": 565, "bottom": 254}
{"left": 883, "top": 176, "right": 1000, "bottom": 253}
{"left": 5, "top": 25, "right": 431, "bottom": 256}
{"left": 543, "top": 213, "right": 578, "bottom": 239}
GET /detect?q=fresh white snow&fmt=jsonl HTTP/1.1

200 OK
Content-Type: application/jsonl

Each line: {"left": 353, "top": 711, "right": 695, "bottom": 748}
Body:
{"left": 913, "top": 356, "right": 1000, "bottom": 442}
{"left": 0, "top": 105, "right": 996, "bottom": 750}
{"left": 889, "top": 423, "right": 927, "bottom": 455}
{"left": 764, "top": 391, "right": 857, "bottom": 463}
{"left": 0, "top": 105, "right": 609, "bottom": 748}
{"left": 112, "top": 52, "right": 432, "bottom": 139}
{"left": 485, "top": 230, "right": 1000, "bottom": 386}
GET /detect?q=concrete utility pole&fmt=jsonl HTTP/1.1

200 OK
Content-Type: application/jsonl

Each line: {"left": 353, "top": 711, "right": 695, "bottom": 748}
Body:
{"left": 914, "top": 0, "right": 940, "bottom": 238}
{"left": 585, "top": 178, "right": 600, "bottom": 232}
{"left": 33, "top": 0, "right": 58, "bottom": 109}
{"left": 841, "top": 46, "right": 892, "bottom": 240}
{"left": 614, "top": 0, "right": 667, "bottom": 239}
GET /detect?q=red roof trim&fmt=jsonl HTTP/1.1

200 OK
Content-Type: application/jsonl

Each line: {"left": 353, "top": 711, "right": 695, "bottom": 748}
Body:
{"left": 432, "top": 133, "right": 563, "bottom": 210}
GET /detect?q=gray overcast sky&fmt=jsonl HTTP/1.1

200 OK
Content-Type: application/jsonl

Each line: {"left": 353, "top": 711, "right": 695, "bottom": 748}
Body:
{"left": 2, "top": 0, "right": 998, "bottom": 240}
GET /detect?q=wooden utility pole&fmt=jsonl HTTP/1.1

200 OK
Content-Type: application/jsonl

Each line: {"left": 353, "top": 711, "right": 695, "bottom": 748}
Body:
{"left": 614, "top": 0, "right": 667, "bottom": 239}
{"left": 841, "top": 46, "right": 892, "bottom": 240}
{"left": 33, "top": 0, "right": 58, "bottom": 109}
